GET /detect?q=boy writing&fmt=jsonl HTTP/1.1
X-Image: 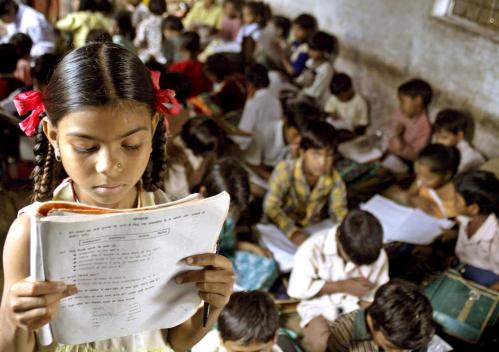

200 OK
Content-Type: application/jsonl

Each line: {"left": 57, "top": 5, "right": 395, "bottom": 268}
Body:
{"left": 288, "top": 210, "right": 389, "bottom": 352}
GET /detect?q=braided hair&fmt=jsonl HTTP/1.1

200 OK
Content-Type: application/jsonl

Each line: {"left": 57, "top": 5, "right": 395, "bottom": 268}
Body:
{"left": 32, "top": 43, "right": 167, "bottom": 201}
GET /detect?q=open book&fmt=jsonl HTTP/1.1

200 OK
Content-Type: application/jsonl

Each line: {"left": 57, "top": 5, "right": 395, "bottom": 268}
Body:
{"left": 338, "top": 134, "right": 383, "bottom": 164}
{"left": 31, "top": 192, "right": 230, "bottom": 345}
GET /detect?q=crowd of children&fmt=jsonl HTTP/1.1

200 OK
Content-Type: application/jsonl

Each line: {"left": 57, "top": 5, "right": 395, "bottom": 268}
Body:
{"left": 0, "top": 1, "right": 497, "bottom": 352}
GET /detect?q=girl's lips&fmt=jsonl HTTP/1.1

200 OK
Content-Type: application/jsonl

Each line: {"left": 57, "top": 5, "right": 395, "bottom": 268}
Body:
{"left": 92, "top": 184, "right": 125, "bottom": 195}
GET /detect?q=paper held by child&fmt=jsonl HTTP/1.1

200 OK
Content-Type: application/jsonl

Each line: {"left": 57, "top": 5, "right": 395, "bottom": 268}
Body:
{"left": 31, "top": 192, "right": 230, "bottom": 346}
{"left": 360, "top": 195, "right": 454, "bottom": 245}
{"left": 338, "top": 134, "right": 383, "bottom": 164}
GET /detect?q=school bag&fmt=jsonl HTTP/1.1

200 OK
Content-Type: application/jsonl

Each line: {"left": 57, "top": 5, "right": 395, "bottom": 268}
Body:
{"left": 424, "top": 268, "right": 499, "bottom": 344}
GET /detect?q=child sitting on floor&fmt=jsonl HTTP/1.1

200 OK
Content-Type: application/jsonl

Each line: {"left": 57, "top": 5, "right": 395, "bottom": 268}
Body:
{"left": 159, "top": 71, "right": 192, "bottom": 137}
{"left": 433, "top": 109, "right": 485, "bottom": 174}
{"left": 162, "top": 15, "right": 184, "bottom": 64}
{"left": 324, "top": 72, "right": 368, "bottom": 135}
{"left": 134, "top": 0, "right": 168, "bottom": 64}
{"left": 259, "top": 121, "right": 347, "bottom": 271}
{"left": 111, "top": 10, "right": 136, "bottom": 53}
{"left": 387, "top": 79, "right": 433, "bottom": 163}
{"left": 255, "top": 15, "right": 291, "bottom": 70}
{"left": 288, "top": 210, "right": 389, "bottom": 352}
{"left": 453, "top": 170, "right": 499, "bottom": 290}
{"left": 218, "top": 0, "right": 242, "bottom": 42}
{"left": 9, "top": 33, "right": 33, "bottom": 86}
{"left": 328, "top": 280, "right": 435, "bottom": 352}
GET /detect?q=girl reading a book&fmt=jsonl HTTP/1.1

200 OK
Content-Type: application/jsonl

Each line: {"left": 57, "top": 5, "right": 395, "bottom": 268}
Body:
{"left": 0, "top": 43, "right": 235, "bottom": 352}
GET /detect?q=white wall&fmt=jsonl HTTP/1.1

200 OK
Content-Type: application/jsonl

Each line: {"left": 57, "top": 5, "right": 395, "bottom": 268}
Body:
{"left": 265, "top": 0, "right": 499, "bottom": 157}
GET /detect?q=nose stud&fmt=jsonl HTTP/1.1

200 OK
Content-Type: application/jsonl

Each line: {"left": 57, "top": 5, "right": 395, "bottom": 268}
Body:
{"left": 117, "top": 162, "right": 122, "bottom": 169}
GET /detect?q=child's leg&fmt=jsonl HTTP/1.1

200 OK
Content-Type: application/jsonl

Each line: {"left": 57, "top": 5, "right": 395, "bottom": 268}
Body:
{"left": 302, "top": 316, "right": 330, "bottom": 352}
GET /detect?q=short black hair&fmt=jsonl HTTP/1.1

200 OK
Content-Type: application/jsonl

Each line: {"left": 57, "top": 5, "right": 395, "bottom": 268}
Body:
{"left": 283, "top": 101, "right": 322, "bottom": 131}
{"left": 272, "top": 15, "right": 291, "bottom": 39}
{"left": 78, "top": 0, "right": 99, "bottom": 12}
{"left": 181, "top": 116, "right": 227, "bottom": 156}
{"left": 160, "top": 72, "right": 191, "bottom": 104}
{"left": 455, "top": 170, "right": 499, "bottom": 217}
{"left": 243, "top": 1, "right": 271, "bottom": 27}
{"left": 149, "top": 0, "right": 167, "bottom": 15}
{"left": 368, "top": 280, "right": 435, "bottom": 350}
{"left": 31, "top": 53, "right": 60, "bottom": 86}
{"left": 114, "top": 10, "right": 135, "bottom": 39}
{"left": 299, "top": 121, "right": 338, "bottom": 152}
{"left": 179, "top": 31, "right": 200, "bottom": 53}
{"left": 330, "top": 73, "right": 352, "bottom": 95}
{"left": 202, "top": 158, "right": 250, "bottom": 212}
{"left": 85, "top": 28, "right": 112, "bottom": 44}
{"left": 0, "top": 43, "right": 18, "bottom": 74}
{"left": 162, "top": 14, "right": 184, "bottom": 31}
{"left": 338, "top": 210, "right": 383, "bottom": 265}
{"left": 0, "top": 0, "right": 16, "bottom": 16}
{"left": 9, "top": 33, "right": 33, "bottom": 59}
{"left": 292, "top": 13, "right": 318, "bottom": 32}
{"left": 204, "top": 53, "right": 233, "bottom": 81}
{"left": 418, "top": 144, "right": 461, "bottom": 177}
{"left": 398, "top": 79, "right": 433, "bottom": 108}
{"left": 433, "top": 109, "right": 468, "bottom": 135}
{"left": 308, "top": 31, "right": 337, "bottom": 54}
{"left": 218, "top": 291, "right": 279, "bottom": 345}
{"left": 246, "top": 63, "right": 269, "bottom": 89}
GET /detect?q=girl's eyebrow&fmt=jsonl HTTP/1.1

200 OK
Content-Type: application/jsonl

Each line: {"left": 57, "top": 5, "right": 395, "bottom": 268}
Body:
{"left": 66, "top": 127, "right": 149, "bottom": 141}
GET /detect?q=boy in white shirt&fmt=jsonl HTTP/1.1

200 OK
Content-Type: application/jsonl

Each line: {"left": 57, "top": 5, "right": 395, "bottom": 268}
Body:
{"left": 324, "top": 72, "right": 369, "bottom": 135}
{"left": 433, "top": 109, "right": 485, "bottom": 174}
{"left": 288, "top": 210, "right": 389, "bottom": 352}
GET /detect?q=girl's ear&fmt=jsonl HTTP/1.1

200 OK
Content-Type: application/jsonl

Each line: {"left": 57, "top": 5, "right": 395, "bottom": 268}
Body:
{"left": 42, "top": 117, "right": 59, "bottom": 151}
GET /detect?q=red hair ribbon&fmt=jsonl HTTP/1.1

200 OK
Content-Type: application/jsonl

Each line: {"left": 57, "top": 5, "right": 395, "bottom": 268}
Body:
{"left": 148, "top": 70, "right": 181, "bottom": 134}
{"left": 13, "top": 90, "right": 45, "bottom": 137}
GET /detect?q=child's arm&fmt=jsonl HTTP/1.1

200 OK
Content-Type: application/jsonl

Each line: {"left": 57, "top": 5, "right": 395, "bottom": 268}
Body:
{"left": 168, "top": 254, "right": 234, "bottom": 352}
{"left": 327, "top": 174, "right": 348, "bottom": 224}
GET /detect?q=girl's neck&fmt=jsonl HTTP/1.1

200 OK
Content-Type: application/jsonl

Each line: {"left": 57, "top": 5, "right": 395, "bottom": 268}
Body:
{"left": 466, "top": 214, "right": 488, "bottom": 238}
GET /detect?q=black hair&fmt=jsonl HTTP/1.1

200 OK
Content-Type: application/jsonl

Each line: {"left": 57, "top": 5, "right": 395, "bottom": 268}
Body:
{"left": 455, "top": 170, "right": 499, "bottom": 217}
{"left": 398, "top": 79, "right": 433, "bottom": 108}
{"left": 31, "top": 53, "right": 61, "bottom": 86}
{"left": 162, "top": 14, "right": 184, "bottom": 32}
{"left": 368, "top": 279, "right": 435, "bottom": 350}
{"left": 95, "top": 0, "right": 113, "bottom": 13}
{"left": 180, "top": 116, "right": 227, "bottom": 157}
{"left": 114, "top": 10, "right": 135, "bottom": 40}
{"left": 224, "top": 0, "right": 242, "bottom": 11}
{"left": 35, "top": 43, "right": 166, "bottom": 201}
{"left": 418, "top": 144, "right": 461, "bottom": 178}
{"left": 0, "top": 0, "right": 16, "bottom": 16}
{"left": 292, "top": 13, "right": 318, "bottom": 32}
{"left": 246, "top": 63, "right": 269, "bottom": 89}
{"left": 85, "top": 28, "right": 113, "bottom": 44}
{"left": 9, "top": 33, "right": 33, "bottom": 59}
{"left": 299, "top": 121, "right": 338, "bottom": 152}
{"left": 148, "top": 0, "right": 167, "bottom": 15}
{"left": 243, "top": 1, "right": 271, "bottom": 27}
{"left": 338, "top": 210, "right": 383, "bottom": 265}
{"left": 272, "top": 15, "right": 291, "bottom": 39}
{"left": 179, "top": 31, "right": 200, "bottom": 54}
{"left": 0, "top": 43, "right": 18, "bottom": 74}
{"left": 330, "top": 73, "right": 352, "bottom": 95}
{"left": 308, "top": 31, "right": 337, "bottom": 54}
{"left": 218, "top": 291, "right": 279, "bottom": 345}
{"left": 433, "top": 109, "right": 468, "bottom": 135}
{"left": 204, "top": 53, "right": 233, "bottom": 81}
{"left": 202, "top": 158, "right": 250, "bottom": 212}
{"left": 283, "top": 101, "right": 322, "bottom": 131}
{"left": 160, "top": 72, "right": 191, "bottom": 104}
{"left": 78, "top": 0, "right": 99, "bottom": 12}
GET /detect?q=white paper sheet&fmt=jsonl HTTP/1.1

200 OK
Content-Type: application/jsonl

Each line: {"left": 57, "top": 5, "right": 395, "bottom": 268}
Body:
{"left": 360, "top": 195, "right": 454, "bottom": 245}
{"left": 32, "top": 192, "right": 230, "bottom": 345}
{"left": 338, "top": 134, "right": 383, "bottom": 164}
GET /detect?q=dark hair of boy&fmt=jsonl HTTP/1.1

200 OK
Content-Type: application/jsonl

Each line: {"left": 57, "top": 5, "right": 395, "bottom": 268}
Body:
{"left": 202, "top": 158, "right": 250, "bottom": 212}
{"left": 433, "top": 109, "right": 469, "bottom": 135}
{"left": 272, "top": 15, "right": 291, "bottom": 39}
{"left": 338, "top": 210, "right": 383, "bottom": 265}
{"left": 9, "top": 33, "right": 33, "bottom": 59}
{"left": 181, "top": 116, "right": 227, "bottom": 156}
{"left": 368, "top": 279, "right": 435, "bottom": 350}
{"left": 224, "top": 0, "right": 242, "bottom": 10}
{"left": 246, "top": 63, "right": 269, "bottom": 89}
{"left": 300, "top": 121, "right": 338, "bottom": 152}
{"left": 78, "top": 0, "right": 99, "bottom": 12}
{"left": 159, "top": 72, "right": 191, "bottom": 104}
{"left": 114, "top": 10, "right": 135, "bottom": 40}
{"left": 0, "top": 0, "right": 16, "bottom": 16}
{"left": 0, "top": 43, "right": 19, "bottom": 74}
{"left": 418, "top": 143, "right": 461, "bottom": 177}
{"left": 179, "top": 31, "right": 200, "bottom": 54}
{"left": 330, "top": 73, "right": 352, "bottom": 96}
{"left": 292, "top": 13, "right": 318, "bottom": 32}
{"left": 85, "top": 28, "right": 113, "bottom": 44}
{"left": 149, "top": 0, "right": 167, "bottom": 15}
{"left": 162, "top": 14, "right": 184, "bottom": 32}
{"left": 283, "top": 101, "right": 322, "bottom": 130}
{"left": 398, "top": 79, "right": 433, "bottom": 108}
{"left": 308, "top": 31, "right": 337, "bottom": 54}
{"left": 244, "top": 1, "right": 271, "bottom": 27}
{"left": 204, "top": 53, "right": 233, "bottom": 81}
{"left": 31, "top": 53, "right": 60, "bottom": 86}
{"left": 455, "top": 170, "right": 499, "bottom": 217}
{"left": 218, "top": 291, "right": 280, "bottom": 345}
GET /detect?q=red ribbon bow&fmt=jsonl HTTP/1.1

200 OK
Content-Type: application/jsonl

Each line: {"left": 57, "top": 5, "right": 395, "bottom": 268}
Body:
{"left": 149, "top": 69, "right": 181, "bottom": 116}
{"left": 13, "top": 90, "right": 45, "bottom": 137}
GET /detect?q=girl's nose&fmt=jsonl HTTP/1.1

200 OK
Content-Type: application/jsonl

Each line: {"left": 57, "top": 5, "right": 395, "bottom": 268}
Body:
{"left": 95, "top": 149, "right": 121, "bottom": 175}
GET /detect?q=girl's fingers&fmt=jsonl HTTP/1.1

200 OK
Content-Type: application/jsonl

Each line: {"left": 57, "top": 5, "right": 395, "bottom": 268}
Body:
{"left": 176, "top": 268, "right": 235, "bottom": 285}
{"left": 10, "top": 292, "right": 65, "bottom": 312}
{"left": 198, "top": 292, "right": 230, "bottom": 308}
{"left": 183, "top": 254, "right": 233, "bottom": 271}
{"left": 11, "top": 280, "right": 67, "bottom": 297}
{"left": 196, "top": 282, "right": 232, "bottom": 296}
{"left": 15, "top": 305, "right": 59, "bottom": 330}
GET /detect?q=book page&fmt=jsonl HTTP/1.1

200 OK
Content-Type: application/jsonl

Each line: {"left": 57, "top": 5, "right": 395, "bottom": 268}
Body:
{"left": 33, "top": 192, "right": 230, "bottom": 345}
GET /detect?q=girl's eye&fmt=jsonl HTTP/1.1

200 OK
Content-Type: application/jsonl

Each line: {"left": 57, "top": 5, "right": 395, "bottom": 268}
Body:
{"left": 73, "top": 146, "right": 98, "bottom": 154}
{"left": 122, "top": 144, "right": 141, "bottom": 150}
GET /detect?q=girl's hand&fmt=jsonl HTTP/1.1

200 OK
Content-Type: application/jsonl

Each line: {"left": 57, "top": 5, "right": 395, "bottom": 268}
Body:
{"left": 6, "top": 278, "right": 78, "bottom": 331}
{"left": 175, "top": 254, "right": 234, "bottom": 309}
